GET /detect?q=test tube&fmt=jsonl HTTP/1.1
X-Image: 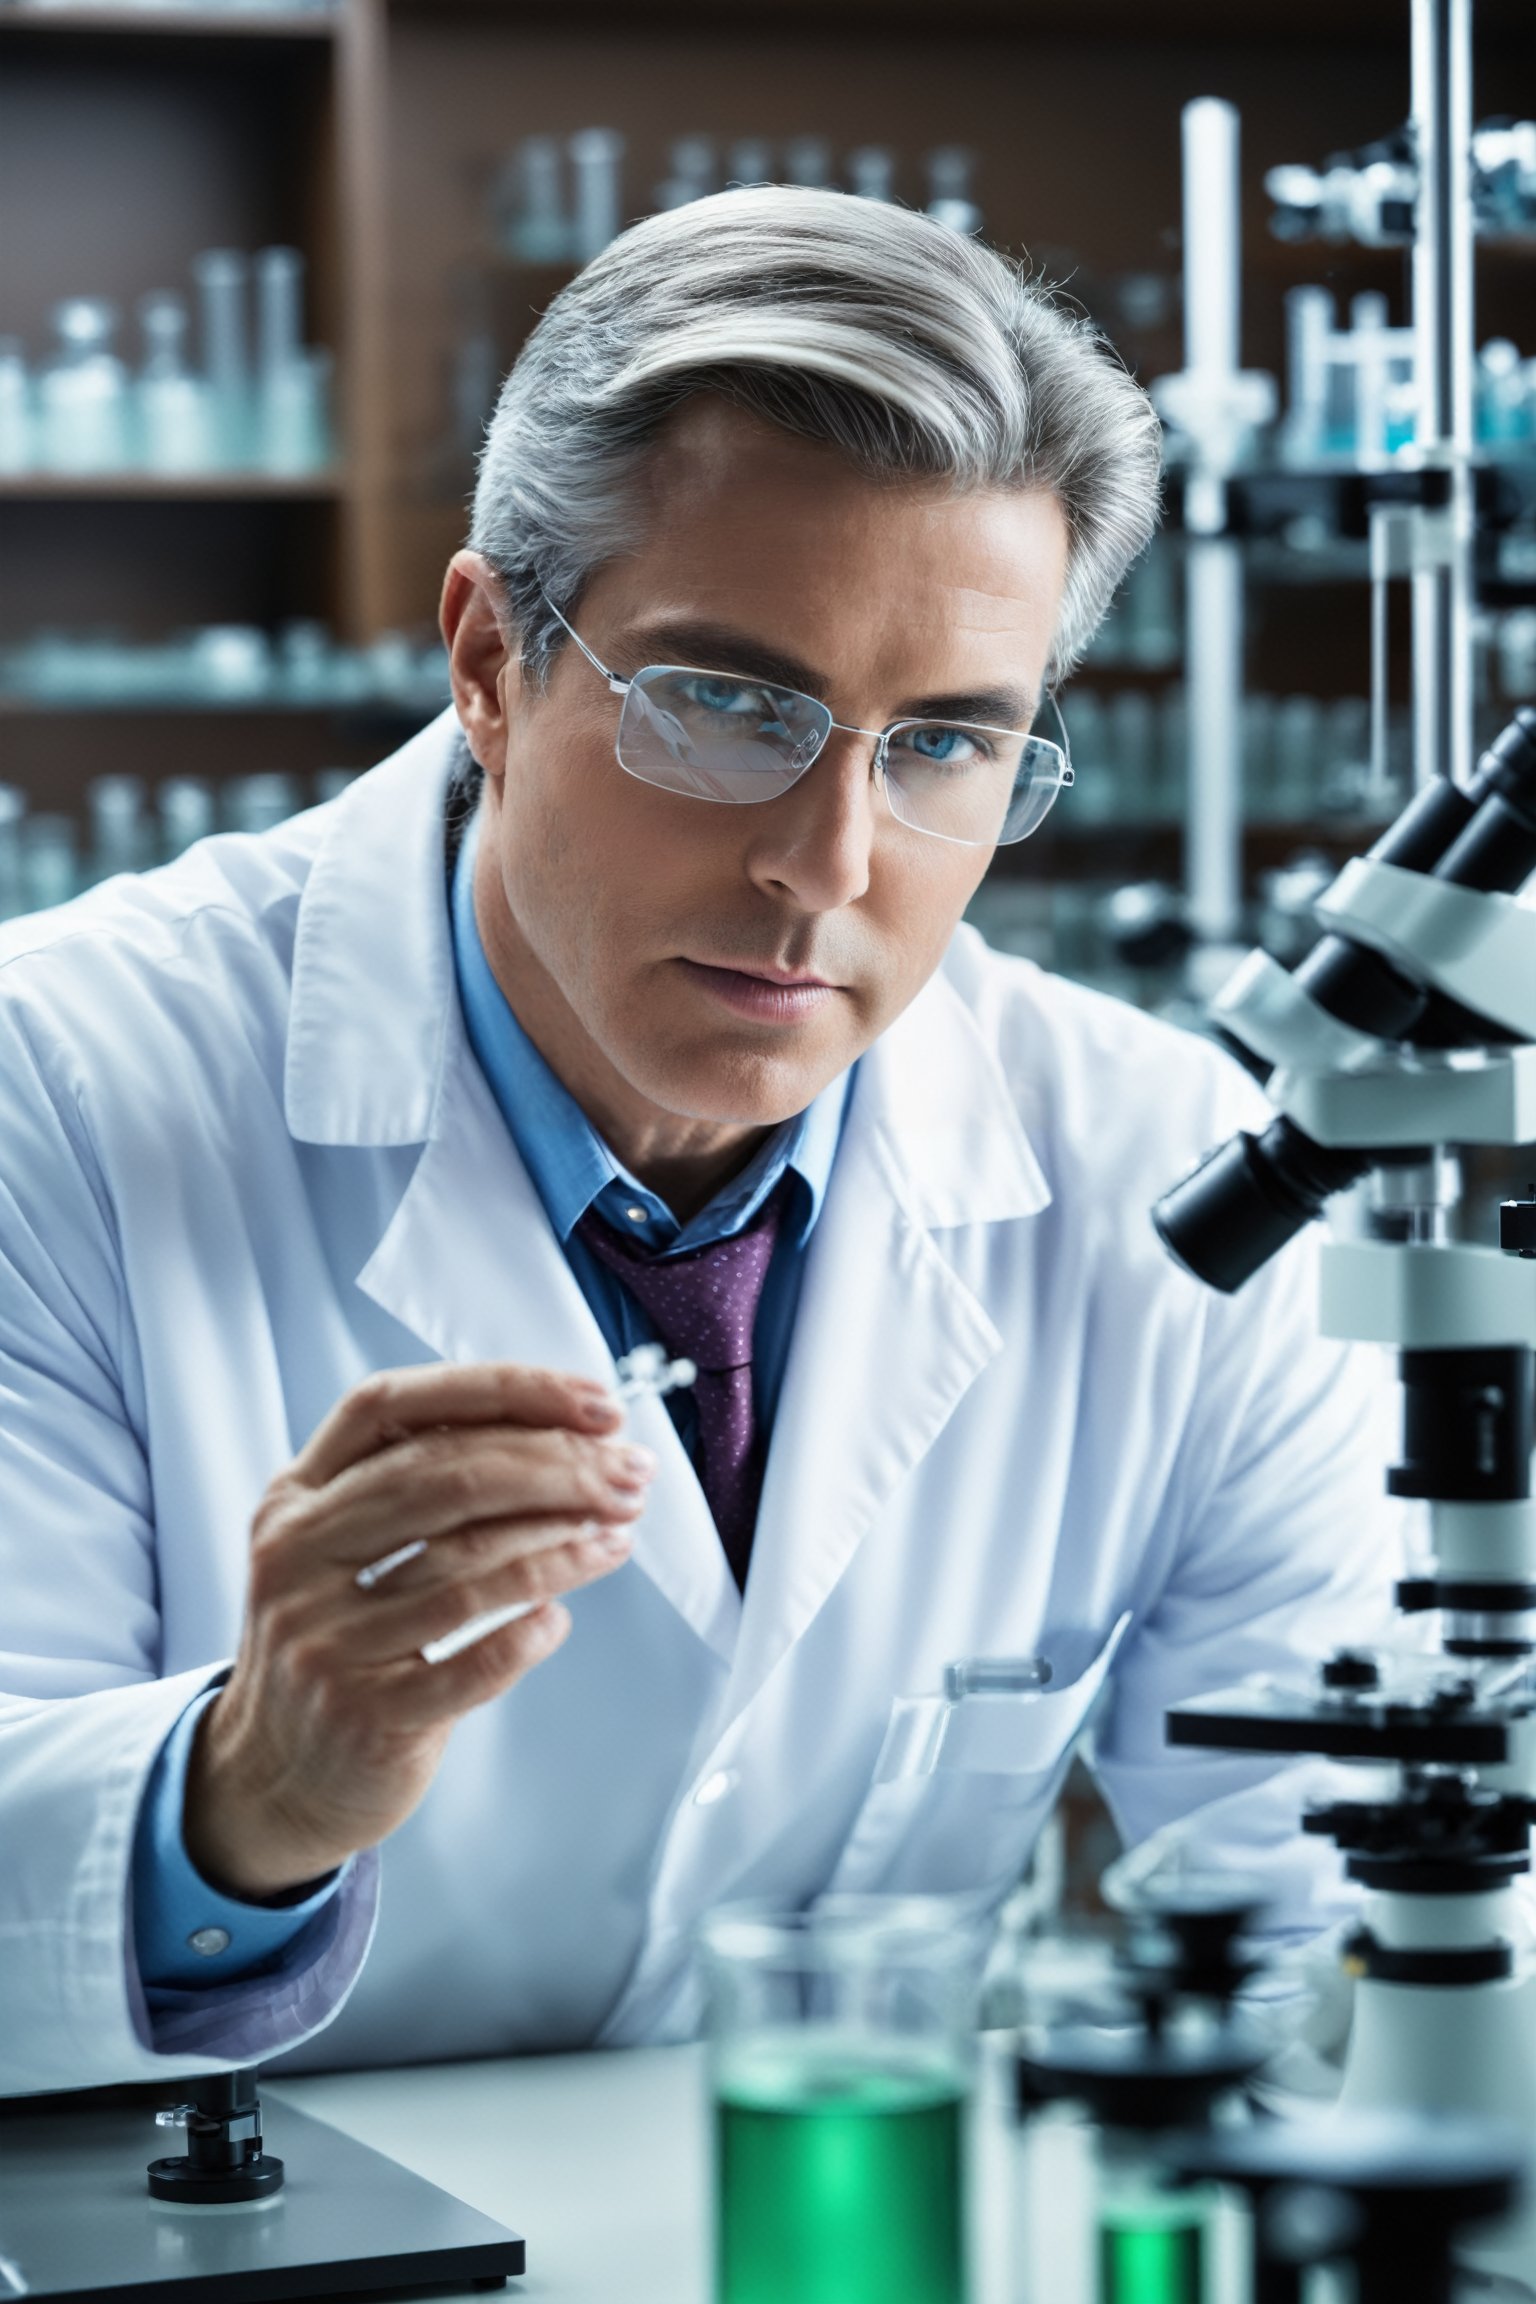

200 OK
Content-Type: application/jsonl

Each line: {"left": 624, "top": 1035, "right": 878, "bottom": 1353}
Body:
{"left": 1283, "top": 285, "right": 1335, "bottom": 466}
{"left": 192, "top": 249, "right": 251, "bottom": 466}
{"left": 568, "top": 128, "right": 625, "bottom": 264}
{"left": 1351, "top": 290, "right": 1392, "bottom": 463}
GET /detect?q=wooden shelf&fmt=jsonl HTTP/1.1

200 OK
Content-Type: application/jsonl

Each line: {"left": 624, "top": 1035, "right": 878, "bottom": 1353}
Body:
{"left": 387, "top": 0, "right": 1532, "bottom": 33}
{"left": 0, "top": 6, "right": 337, "bottom": 37}
{"left": 0, "top": 470, "right": 347, "bottom": 499}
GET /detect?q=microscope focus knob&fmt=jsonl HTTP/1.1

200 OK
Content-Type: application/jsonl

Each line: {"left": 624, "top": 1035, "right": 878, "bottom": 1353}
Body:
{"left": 1500, "top": 1199, "right": 1536, "bottom": 1259}
{"left": 1322, "top": 1649, "right": 1381, "bottom": 1691}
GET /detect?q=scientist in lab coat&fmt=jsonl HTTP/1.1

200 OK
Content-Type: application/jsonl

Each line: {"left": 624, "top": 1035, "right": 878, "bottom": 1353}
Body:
{"left": 0, "top": 189, "right": 1394, "bottom": 2095}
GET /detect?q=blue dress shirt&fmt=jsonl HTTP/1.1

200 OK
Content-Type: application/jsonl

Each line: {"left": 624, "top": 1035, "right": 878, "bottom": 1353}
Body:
{"left": 133, "top": 805, "right": 851, "bottom": 1994}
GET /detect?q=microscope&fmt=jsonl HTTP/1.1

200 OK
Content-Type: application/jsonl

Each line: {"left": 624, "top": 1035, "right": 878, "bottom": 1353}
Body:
{"left": 1152, "top": 704, "right": 1536, "bottom": 2285}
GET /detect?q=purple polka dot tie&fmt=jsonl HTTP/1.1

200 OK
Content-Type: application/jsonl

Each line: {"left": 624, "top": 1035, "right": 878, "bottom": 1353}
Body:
{"left": 575, "top": 1181, "right": 791, "bottom": 1591}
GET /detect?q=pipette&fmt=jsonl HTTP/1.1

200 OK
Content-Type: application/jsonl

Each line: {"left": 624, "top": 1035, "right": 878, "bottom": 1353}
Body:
{"left": 350, "top": 1350, "right": 696, "bottom": 1663}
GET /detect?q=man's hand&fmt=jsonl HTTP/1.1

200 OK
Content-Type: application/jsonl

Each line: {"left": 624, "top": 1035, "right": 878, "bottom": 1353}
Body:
{"left": 183, "top": 1363, "right": 653, "bottom": 1900}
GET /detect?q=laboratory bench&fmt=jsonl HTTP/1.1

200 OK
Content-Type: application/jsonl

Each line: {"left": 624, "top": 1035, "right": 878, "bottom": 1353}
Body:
{"left": 266, "top": 2039, "right": 1023, "bottom": 2303}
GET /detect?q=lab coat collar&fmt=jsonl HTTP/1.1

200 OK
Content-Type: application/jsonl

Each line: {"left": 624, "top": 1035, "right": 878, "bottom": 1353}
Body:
{"left": 285, "top": 707, "right": 462, "bottom": 1148}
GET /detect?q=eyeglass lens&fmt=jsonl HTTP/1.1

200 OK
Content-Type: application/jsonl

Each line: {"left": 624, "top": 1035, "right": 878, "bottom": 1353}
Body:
{"left": 617, "top": 667, "right": 1065, "bottom": 847}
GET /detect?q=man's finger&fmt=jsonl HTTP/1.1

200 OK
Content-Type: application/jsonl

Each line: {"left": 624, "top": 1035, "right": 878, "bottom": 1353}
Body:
{"left": 293, "top": 1362, "right": 621, "bottom": 1488}
{"left": 298, "top": 1427, "right": 652, "bottom": 1565}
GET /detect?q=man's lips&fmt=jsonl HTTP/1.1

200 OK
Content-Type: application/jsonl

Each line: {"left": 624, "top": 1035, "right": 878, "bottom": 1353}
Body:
{"left": 674, "top": 957, "right": 841, "bottom": 1020}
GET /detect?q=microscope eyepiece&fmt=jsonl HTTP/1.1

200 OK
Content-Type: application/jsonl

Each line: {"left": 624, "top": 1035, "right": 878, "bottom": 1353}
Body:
{"left": 1153, "top": 1117, "right": 1373, "bottom": 1294}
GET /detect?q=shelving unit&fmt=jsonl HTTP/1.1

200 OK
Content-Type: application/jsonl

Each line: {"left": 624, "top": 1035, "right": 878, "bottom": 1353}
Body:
{"left": 0, "top": 0, "right": 1530, "bottom": 915}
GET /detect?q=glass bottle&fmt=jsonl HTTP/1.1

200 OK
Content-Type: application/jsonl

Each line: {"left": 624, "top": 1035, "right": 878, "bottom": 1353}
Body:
{"left": 192, "top": 249, "right": 252, "bottom": 467}
{"left": 39, "top": 300, "right": 130, "bottom": 473}
{"left": 136, "top": 292, "right": 214, "bottom": 473}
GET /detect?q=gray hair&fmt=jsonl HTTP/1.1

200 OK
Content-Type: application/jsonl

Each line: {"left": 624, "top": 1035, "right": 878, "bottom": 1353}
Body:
{"left": 470, "top": 187, "right": 1161, "bottom": 690}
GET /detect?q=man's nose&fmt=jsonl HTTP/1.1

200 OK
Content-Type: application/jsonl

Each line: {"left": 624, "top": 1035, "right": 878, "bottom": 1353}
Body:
{"left": 743, "top": 730, "right": 880, "bottom": 913}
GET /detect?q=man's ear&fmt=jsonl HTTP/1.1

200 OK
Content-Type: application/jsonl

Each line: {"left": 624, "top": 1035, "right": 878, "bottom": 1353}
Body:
{"left": 440, "top": 550, "right": 526, "bottom": 787}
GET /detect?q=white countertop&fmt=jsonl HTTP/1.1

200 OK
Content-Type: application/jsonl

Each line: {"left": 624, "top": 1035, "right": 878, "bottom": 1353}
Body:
{"left": 270, "top": 2045, "right": 715, "bottom": 2304}
{"left": 269, "top": 2040, "right": 1024, "bottom": 2303}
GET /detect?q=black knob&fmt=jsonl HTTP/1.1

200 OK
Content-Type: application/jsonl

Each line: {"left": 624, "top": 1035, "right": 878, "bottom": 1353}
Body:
{"left": 1322, "top": 1650, "right": 1380, "bottom": 1691}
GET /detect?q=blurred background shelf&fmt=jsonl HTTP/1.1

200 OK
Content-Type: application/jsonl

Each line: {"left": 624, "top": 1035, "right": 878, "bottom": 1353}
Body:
{"left": 0, "top": 471, "right": 346, "bottom": 497}
{"left": 0, "top": 7, "right": 338, "bottom": 37}
{"left": 1, "top": 0, "right": 1531, "bottom": 978}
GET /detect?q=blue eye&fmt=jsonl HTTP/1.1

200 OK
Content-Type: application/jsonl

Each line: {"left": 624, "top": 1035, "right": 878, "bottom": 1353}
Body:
{"left": 681, "top": 675, "right": 759, "bottom": 717}
{"left": 893, "top": 723, "right": 988, "bottom": 769}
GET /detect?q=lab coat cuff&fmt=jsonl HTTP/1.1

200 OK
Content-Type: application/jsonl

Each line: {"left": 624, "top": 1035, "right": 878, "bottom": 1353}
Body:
{"left": 135, "top": 1847, "right": 380, "bottom": 2068}
{"left": 132, "top": 1683, "right": 348, "bottom": 1991}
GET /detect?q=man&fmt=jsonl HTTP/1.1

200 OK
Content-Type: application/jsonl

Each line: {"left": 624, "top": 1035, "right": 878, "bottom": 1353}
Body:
{"left": 0, "top": 190, "right": 1393, "bottom": 2094}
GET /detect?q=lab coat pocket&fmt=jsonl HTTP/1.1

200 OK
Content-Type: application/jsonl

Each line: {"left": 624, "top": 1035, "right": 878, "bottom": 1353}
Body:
{"left": 822, "top": 1615, "right": 1131, "bottom": 1903}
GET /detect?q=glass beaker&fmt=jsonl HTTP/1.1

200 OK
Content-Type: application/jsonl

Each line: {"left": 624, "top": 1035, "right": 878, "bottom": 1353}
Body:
{"left": 702, "top": 1899, "right": 981, "bottom": 2304}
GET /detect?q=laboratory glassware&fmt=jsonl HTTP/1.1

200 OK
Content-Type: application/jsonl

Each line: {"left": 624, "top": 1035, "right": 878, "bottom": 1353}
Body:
{"left": 702, "top": 1900, "right": 979, "bottom": 2304}
{"left": 259, "top": 345, "right": 333, "bottom": 474}
{"left": 136, "top": 292, "right": 214, "bottom": 473}
{"left": 158, "top": 778, "right": 217, "bottom": 863}
{"left": 88, "top": 775, "right": 150, "bottom": 883}
{"left": 495, "top": 136, "right": 572, "bottom": 264}
{"left": 568, "top": 129, "right": 625, "bottom": 265}
{"left": 0, "top": 338, "right": 32, "bottom": 474}
{"left": 924, "top": 149, "right": 982, "bottom": 235}
{"left": 253, "top": 247, "right": 331, "bottom": 471}
{"left": 0, "top": 786, "right": 24, "bottom": 923}
{"left": 224, "top": 773, "right": 300, "bottom": 835}
{"left": 20, "top": 815, "right": 81, "bottom": 913}
{"left": 655, "top": 135, "right": 715, "bottom": 210}
{"left": 39, "top": 300, "right": 130, "bottom": 474}
{"left": 847, "top": 147, "right": 897, "bottom": 202}
{"left": 192, "top": 249, "right": 252, "bottom": 466}
{"left": 782, "top": 137, "right": 832, "bottom": 189}
{"left": 726, "top": 139, "right": 773, "bottom": 189}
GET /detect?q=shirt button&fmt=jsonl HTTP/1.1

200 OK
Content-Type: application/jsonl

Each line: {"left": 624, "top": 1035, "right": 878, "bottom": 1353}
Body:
{"left": 626, "top": 1205, "right": 647, "bottom": 1224}
{"left": 694, "top": 1768, "right": 739, "bottom": 1808}
{"left": 187, "top": 1926, "right": 232, "bottom": 1958}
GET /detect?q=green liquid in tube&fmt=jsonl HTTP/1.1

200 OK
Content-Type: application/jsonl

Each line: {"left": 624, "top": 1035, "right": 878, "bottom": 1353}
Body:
{"left": 715, "top": 2042, "right": 967, "bottom": 2304}
{"left": 1098, "top": 2213, "right": 1204, "bottom": 2304}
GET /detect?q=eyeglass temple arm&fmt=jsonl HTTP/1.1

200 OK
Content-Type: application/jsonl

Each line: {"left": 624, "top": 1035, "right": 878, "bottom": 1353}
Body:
{"left": 540, "top": 590, "right": 628, "bottom": 696}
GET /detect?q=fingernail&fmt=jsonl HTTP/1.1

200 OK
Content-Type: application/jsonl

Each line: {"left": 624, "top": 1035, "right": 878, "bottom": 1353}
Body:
{"left": 575, "top": 1384, "right": 620, "bottom": 1425}
{"left": 603, "top": 1442, "right": 656, "bottom": 1487}
{"left": 596, "top": 1525, "right": 633, "bottom": 1554}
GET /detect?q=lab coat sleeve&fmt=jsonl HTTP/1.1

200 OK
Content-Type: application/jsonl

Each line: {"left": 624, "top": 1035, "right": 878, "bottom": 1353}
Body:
{"left": 1087, "top": 1219, "right": 1405, "bottom": 1935}
{"left": 0, "top": 985, "right": 377, "bottom": 2094}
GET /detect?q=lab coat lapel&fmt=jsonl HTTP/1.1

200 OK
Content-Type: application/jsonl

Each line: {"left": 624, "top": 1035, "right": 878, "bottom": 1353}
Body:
{"left": 719, "top": 966, "right": 1051, "bottom": 1729}
{"left": 283, "top": 709, "right": 740, "bottom": 1661}
{"left": 356, "top": 1048, "right": 742, "bottom": 1662}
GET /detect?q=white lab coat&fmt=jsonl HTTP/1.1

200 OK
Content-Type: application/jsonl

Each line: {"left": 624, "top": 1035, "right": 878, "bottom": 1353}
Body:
{"left": 0, "top": 709, "right": 1397, "bottom": 2096}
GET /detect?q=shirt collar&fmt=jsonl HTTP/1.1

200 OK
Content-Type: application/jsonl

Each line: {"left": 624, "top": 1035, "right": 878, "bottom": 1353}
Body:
{"left": 450, "top": 815, "right": 849, "bottom": 1254}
